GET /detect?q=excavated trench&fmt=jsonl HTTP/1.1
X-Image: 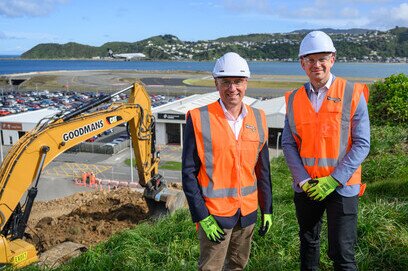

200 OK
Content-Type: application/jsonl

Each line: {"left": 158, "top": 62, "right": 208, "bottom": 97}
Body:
{"left": 26, "top": 188, "right": 154, "bottom": 253}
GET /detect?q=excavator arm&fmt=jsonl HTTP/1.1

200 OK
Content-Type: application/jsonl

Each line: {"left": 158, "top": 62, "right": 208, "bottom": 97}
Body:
{"left": 0, "top": 82, "right": 183, "bottom": 267}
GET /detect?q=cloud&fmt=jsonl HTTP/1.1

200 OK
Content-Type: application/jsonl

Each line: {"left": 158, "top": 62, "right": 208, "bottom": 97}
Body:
{"left": 367, "top": 3, "right": 408, "bottom": 29}
{"left": 340, "top": 7, "right": 360, "bottom": 18}
{"left": 0, "top": 0, "right": 68, "bottom": 17}
{"left": 0, "top": 30, "right": 57, "bottom": 42}
{"left": 222, "top": 0, "right": 273, "bottom": 13}
{"left": 218, "top": 0, "right": 406, "bottom": 30}
{"left": 391, "top": 3, "right": 408, "bottom": 25}
{"left": 0, "top": 30, "right": 22, "bottom": 39}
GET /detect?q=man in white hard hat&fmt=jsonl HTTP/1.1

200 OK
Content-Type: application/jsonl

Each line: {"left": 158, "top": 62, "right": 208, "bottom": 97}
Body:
{"left": 182, "top": 52, "right": 273, "bottom": 270}
{"left": 282, "top": 31, "right": 370, "bottom": 270}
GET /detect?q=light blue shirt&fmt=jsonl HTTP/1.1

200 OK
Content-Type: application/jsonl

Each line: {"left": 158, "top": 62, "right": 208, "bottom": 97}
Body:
{"left": 282, "top": 75, "right": 370, "bottom": 197}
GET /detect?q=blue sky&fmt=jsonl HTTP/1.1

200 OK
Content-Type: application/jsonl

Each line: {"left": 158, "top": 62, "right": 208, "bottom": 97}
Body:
{"left": 0, "top": 0, "right": 407, "bottom": 55}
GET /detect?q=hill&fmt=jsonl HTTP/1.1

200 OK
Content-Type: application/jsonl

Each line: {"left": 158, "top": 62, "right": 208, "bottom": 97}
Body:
{"left": 21, "top": 27, "right": 408, "bottom": 62}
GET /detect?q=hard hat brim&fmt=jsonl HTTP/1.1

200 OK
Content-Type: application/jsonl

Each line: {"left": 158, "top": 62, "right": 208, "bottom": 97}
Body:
{"left": 213, "top": 75, "right": 249, "bottom": 78}
{"left": 299, "top": 50, "right": 336, "bottom": 58}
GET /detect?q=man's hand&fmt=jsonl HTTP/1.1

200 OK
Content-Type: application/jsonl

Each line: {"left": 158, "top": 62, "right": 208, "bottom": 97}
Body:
{"left": 199, "top": 215, "right": 225, "bottom": 243}
{"left": 307, "top": 176, "right": 339, "bottom": 201}
{"left": 258, "top": 214, "right": 272, "bottom": 236}
{"left": 301, "top": 179, "right": 318, "bottom": 193}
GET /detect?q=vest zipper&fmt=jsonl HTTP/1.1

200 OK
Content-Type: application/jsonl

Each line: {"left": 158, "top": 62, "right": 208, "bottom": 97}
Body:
{"left": 236, "top": 137, "right": 242, "bottom": 208}
{"left": 314, "top": 111, "right": 319, "bottom": 178}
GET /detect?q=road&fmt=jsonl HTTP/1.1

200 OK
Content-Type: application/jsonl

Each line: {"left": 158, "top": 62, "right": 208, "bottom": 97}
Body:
{"left": 18, "top": 144, "right": 183, "bottom": 201}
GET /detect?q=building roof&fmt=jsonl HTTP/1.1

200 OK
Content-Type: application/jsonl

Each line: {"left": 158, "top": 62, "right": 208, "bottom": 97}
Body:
{"left": 152, "top": 91, "right": 286, "bottom": 128}
{"left": 0, "top": 108, "right": 60, "bottom": 124}
{"left": 252, "top": 96, "right": 286, "bottom": 115}
{"left": 252, "top": 96, "right": 286, "bottom": 128}
{"left": 152, "top": 91, "right": 258, "bottom": 115}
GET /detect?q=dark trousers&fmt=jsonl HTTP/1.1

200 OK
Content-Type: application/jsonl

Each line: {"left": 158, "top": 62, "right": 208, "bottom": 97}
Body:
{"left": 294, "top": 191, "right": 359, "bottom": 271}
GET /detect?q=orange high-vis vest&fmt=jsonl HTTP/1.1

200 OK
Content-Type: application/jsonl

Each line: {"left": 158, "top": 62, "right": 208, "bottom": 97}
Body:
{"left": 285, "top": 77, "right": 369, "bottom": 186}
{"left": 188, "top": 101, "right": 268, "bottom": 217}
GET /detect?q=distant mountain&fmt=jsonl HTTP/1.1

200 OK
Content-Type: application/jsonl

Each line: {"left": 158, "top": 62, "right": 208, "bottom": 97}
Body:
{"left": 291, "top": 28, "right": 372, "bottom": 35}
{"left": 21, "top": 27, "right": 408, "bottom": 62}
{"left": 23, "top": 42, "right": 99, "bottom": 59}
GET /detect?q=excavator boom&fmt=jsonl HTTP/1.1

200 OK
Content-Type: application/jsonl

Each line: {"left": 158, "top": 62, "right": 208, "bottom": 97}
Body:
{"left": 0, "top": 82, "right": 184, "bottom": 267}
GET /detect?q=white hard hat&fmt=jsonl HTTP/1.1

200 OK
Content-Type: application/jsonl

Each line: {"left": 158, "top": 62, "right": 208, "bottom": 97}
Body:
{"left": 212, "top": 52, "right": 250, "bottom": 78}
{"left": 298, "top": 31, "right": 336, "bottom": 57}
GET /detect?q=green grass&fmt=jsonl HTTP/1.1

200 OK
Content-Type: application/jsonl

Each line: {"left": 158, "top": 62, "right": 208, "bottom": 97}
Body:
{"left": 159, "top": 161, "right": 182, "bottom": 170}
{"left": 19, "top": 125, "right": 408, "bottom": 271}
{"left": 124, "top": 159, "right": 181, "bottom": 171}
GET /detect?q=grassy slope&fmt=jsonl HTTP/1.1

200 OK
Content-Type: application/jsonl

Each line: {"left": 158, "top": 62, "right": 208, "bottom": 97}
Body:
{"left": 20, "top": 125, "right": 407, "bottom": 271}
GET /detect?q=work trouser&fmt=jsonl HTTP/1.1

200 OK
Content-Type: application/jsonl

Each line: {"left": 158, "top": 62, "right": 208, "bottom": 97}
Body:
{"left": 198, "top": 223, "right": 255, "bottom": 271}
{"left": 294, "top": 191, "right": 358, "bottom": 271}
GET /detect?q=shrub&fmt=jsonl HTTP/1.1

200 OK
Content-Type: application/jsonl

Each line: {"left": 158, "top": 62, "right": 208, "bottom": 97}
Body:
{"left": 368, "top": 73, "right": 408, "bottom": 126}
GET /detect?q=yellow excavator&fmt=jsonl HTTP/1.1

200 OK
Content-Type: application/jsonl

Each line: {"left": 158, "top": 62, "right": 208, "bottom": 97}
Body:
{"left": 0, "top": 82, "right": 185, "bottom": 268}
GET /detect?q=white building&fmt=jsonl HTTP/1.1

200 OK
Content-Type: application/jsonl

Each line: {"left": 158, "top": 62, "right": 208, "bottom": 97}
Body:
{"left": 0, "top": 108, "right": 60, "bottom": 145}
{"left": 252, "top": 96, "right": 286, "bottom": 149}
{"left": 152, "top": 92, "right": 257, "bottom": 146}
{"left": 152, "top": 92, "right": 286, "bottom": 147}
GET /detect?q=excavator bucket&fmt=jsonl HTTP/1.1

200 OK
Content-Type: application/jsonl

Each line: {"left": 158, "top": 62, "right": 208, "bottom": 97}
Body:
{"left": 142, "top": 174, "right": 186, "bottom": 216}
{"left": 39, "top": 242, "right": 87, "bottom": 268}
{"left": 126, "top": 83, "right": 187, "bottom": 215}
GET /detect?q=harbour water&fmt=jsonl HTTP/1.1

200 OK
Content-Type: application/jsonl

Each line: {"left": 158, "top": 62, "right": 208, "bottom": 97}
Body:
{"left": 0, "top": 58, "right": 407, "bottom": 78}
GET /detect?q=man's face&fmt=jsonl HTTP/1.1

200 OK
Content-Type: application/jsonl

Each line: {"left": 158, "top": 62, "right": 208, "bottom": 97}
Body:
{"left": 300, "top": 53, "right": 335, "bottom": 86}
{"left": 215, "top": 77, "right": 247, "bottom": 109}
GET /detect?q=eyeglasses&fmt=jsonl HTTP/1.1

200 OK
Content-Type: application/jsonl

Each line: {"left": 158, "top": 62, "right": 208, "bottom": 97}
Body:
{"left": 218, "top": 78, "right": 247, "bottom": 88}
{"left": 302, "top": 55, "right": 333, "bottom": 65}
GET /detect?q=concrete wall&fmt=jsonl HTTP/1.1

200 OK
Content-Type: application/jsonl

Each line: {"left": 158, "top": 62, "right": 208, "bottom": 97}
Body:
{"left": 1, "top": 130, "right": 19, "bottom": 145}
{"left": 155, "top": 122, "right": 167, "bottom": 145}
{"left": 68, "top": 140, "right": 130, "bottom": 155}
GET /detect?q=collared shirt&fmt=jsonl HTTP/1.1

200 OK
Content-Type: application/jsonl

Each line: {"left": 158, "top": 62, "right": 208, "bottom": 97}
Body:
{"left": 308, "top": 73, "right": 334, "bottom": 112}
{"left": 219, "top": 99, "right": 247, "bottom": 140}
{"left": 282, "top": 75, "right": 370, "bottom": 197}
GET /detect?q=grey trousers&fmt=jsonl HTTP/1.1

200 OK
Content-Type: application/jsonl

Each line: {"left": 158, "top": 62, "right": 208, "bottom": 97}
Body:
{"left": 198, "top": 223, "right": 255, "bottom": 271}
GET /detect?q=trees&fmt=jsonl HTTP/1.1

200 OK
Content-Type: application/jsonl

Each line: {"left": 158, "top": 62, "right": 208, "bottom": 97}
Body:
{"left": 369, "top": 73, "right": 408, "bottom": 126}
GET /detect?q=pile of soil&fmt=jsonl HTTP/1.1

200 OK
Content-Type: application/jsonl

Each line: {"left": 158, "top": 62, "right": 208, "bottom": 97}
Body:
{"left": 26, "top": 188, "right": 151, "bottom": 253}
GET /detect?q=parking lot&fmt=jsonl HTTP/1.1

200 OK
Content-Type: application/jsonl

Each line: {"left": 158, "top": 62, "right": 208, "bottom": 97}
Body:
{"left": 0, "top": 87, "right": 185, "bottom": 117}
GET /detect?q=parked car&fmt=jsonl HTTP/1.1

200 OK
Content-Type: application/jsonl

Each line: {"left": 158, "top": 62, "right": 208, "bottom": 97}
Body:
{"left": 0, "top": 110, "right": 11, "bottom": 116}
{"left": 111, "top": 138, "right": 126, "bottom": 145}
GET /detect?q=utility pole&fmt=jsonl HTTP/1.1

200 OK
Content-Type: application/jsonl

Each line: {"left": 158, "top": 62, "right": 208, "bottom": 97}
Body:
{"left": 0, "top": 130, "right": 3, "bottom": 162}
{"left": 130, "top": 139, "right": 134, "bottom": 183}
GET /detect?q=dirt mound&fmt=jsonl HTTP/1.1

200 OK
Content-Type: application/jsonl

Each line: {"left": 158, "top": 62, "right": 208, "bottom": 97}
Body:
{"left": 26, "top": 188, "right": 151, "bottom": 253}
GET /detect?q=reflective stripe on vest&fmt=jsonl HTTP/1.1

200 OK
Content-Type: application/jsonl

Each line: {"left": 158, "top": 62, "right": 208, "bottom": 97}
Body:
{"left": 252, "top": 107, "right": 265, "bottom": 182}
{"left": 287, "top": 80, "right": 354, "bottom": 170}
{"left": 198, "top": 105, "right": 262, "bottom": 198}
